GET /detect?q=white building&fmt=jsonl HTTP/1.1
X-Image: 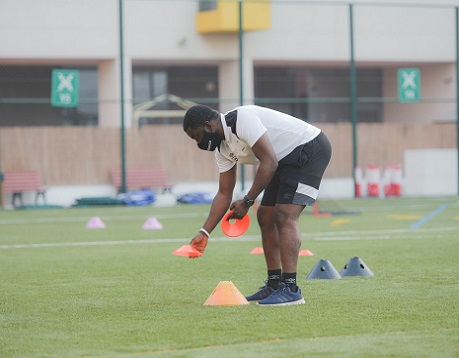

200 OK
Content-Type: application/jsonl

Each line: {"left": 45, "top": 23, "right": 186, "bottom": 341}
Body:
{"left": 0, "top": 0, "right": 457, "bottom": 204}
{"left": 0, "top": 0, "right": 457, "bottom": 127}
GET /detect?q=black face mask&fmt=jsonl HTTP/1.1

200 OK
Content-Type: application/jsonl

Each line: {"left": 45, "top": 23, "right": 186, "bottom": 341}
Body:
{"left": 198, "top": 130, "right": 221, "bottom": 151}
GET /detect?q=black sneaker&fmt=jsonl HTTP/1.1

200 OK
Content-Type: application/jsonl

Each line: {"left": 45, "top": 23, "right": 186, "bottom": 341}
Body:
{"left": 245, "top": 284, "right": 276, "bottom": 301}
{"left": 257, "top": 282, "right": 305, "bottom": 306}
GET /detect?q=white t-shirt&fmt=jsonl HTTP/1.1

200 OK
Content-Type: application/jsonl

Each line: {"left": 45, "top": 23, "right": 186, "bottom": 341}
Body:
{"left": 215, "top": 105, "right": 321, "bottom": 173}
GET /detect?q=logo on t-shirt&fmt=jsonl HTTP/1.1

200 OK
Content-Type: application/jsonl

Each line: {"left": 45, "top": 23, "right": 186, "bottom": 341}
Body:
{"left": 229, "top": 152, "right": 238, "bottom": 162}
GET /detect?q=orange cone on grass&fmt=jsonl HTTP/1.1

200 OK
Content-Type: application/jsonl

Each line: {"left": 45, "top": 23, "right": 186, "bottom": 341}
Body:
{"left": 203, "top": 281, "right": 249, "bottom": 306}
{"left": 250, "top": 247, "right": 264, "bottom": 255}
{"left": 299, "top": 249, "right": 314, "bottom": 256}
{"left": 172, "top": 245, "right": 202, "bottom": 258}
{"left": 313, "top": 202, "right": 331, "bottom": 217}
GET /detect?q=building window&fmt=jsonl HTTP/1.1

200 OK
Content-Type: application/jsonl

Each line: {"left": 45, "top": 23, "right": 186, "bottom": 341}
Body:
{"left": 0, "top": 66, "right": 98, "bottom": 126}
{"left": 132, "top": 66, "right": 219, "bottom": 125}
{"left": 254, "top": 66, "right": 382, "bottom": 123}
{"left": 199, "top": 1, "right": 217, "bottom": 11}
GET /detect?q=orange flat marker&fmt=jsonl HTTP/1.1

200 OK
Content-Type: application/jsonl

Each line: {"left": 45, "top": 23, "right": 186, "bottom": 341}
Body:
{"left": 313, "top": 202, "right": 332, "bottom": 217}
{"left": 299, "top": 249, "right": 314, "bottom": 256}
{"left": 250, "top": 247, "right": 264, "bottom": 255}
{"left": 172, "top": 245, "right": 202, "bottom": 258}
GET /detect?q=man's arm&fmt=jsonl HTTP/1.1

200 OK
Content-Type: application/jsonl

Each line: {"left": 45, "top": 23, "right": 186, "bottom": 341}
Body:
{"left": 229, "top": 133, "right": 278, "bottom": 219}
{"left": 203, "top": 164, "right": 237, "bottom": 233}
{"left": 189, "top": 165, "right": 237, "bottom": 255}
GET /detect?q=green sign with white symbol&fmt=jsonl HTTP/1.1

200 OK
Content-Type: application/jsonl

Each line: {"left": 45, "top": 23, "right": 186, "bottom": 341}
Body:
{"left": 51, "top": 69, "right": 79, "bottom": 107}
{"left": 398, "top": 68, "right": 420, "bottom": 102}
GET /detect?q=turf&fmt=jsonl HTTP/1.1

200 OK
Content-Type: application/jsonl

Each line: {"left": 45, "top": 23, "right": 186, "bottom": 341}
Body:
{"left": 0, "top": 197, "right": 458, "bottom": 357}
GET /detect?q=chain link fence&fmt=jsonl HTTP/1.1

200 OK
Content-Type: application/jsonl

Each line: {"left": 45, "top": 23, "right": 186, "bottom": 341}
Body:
{"left": 0, "top": 0, "right": 457, "bottom": 197}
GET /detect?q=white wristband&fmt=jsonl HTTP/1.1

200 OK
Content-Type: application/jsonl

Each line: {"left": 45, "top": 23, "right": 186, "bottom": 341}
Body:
{"left": 199, "top": 227, "right": 210, "bottom": 238}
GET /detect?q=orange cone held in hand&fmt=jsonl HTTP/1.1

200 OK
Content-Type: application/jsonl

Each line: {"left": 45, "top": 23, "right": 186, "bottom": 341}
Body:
{"left": 221, "top": 211, "right": 250, "bottom": 237}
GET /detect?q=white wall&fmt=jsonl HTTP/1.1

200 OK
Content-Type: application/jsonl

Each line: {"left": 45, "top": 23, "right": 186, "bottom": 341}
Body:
{"left": 0, "top": 0, "right": 118, "bottom": 59}
{"left": 2, "top": 1, "right": 456, "bottom": 64}
{"left": 2, "top": 177, "right": 356, "bottom": 209}
{"left": 354, "top": 6, "right": 455, "bottom": 61}
{"left": 404, "top": 149, "right": 458, "bottom": 196}
{"left": 4, "top": 165, "right": 456, "bottom": 208}
{"left": 383, "top": 64, "right": 456, "bottom": 123}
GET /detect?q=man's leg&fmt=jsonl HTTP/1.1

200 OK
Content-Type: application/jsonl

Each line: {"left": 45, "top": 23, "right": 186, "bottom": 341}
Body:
{"left": 245, "top": 205, "right": 281, "bottom": 302}
{"left": 274, "top": 203, "right": 305, "bottom": 274}
{"left": 257, "top": 205, "right": 281, "bottom": 271}
{"left": 256, "top": 203, "right": 306, "bottom": 306}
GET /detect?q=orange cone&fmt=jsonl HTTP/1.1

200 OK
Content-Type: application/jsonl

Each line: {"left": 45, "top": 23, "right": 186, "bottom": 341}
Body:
{"left": 250, "top": 247, "right": 264, "bottom": 255}
{"left": 299, "top": 249, "right": 314, "bottom": 256}
{"left": 172, "top": 245, "right": 202, "bottom": 258}
{"left": 313, "top": 202, "right": 332, "bottom": 218}
{"left": 221, "top": 211, "right": 251, "bottom": 237}
{"left": 203, "top": 281, "right": 249, "bottom": 306}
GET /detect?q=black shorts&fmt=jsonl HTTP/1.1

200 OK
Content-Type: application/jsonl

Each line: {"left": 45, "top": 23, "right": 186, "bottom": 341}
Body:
{"left": 261, "top": 131, "right": 332, "bottom": 207}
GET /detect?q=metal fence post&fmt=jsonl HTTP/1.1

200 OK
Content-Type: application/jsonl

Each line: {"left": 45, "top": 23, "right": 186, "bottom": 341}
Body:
{"left": 349, "top": 4, "right": 358, "bottom": 198}
{"left": 119, "top": 0, "right": 127, "bottom": 193}
{"left": 238, "top": 0, "right": 245, "bottom": 191}
{"left": 456, "top": 7, "right": 459, "bottom": 195}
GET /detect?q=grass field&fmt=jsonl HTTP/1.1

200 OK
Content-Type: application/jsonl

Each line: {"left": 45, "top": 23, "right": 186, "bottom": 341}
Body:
{"left": 1, "top": 196, "right": 458, "bottom": 357}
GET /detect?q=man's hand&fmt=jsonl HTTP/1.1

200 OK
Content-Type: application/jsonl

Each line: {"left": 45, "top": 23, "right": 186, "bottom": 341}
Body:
{"left": 189, "top": 232, "right": 208, "bottom": 258}
{"left": 228, "top": 199, "right": 249, "bottom": 220}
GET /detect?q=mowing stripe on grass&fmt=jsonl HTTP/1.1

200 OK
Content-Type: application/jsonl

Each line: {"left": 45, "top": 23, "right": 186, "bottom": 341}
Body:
{"left": 69, "top": 329, "right": 458, "bottom": 357}
{"left": 409, "top": 204, "right": 449, "bottom": 229}
{"left": 0, "top": 227, "right": 457, "bottom": 249}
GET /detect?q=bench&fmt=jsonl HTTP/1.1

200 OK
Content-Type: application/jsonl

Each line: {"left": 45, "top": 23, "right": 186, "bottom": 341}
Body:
{"left": 2, "top": 171, "right": 47, "bottom": 207}
{"left": 110, "top": 168, "right": 171, "bottom": 193}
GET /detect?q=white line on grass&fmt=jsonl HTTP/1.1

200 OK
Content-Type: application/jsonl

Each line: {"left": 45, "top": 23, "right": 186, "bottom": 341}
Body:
{"left": 0, "top": 227, "right": 457, "bottom": 250}
{"left": 0, "top": 212, "right": 206, "bottom": 225}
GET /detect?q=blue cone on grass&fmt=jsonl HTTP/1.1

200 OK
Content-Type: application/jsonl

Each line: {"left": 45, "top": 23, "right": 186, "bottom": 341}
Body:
{"left": 306, "top": 259, "right": 342, "bottom": 279}
{"left": 339, "top": 257, "right": 374, "bottom": 277}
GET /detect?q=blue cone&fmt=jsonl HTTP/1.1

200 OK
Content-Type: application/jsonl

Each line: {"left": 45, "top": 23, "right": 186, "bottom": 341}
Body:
{"left": 339, "top": 257, "right": 374, "bottom": 277}
{"left": 306, "top": 259, "right": 342, "bottom": 279}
